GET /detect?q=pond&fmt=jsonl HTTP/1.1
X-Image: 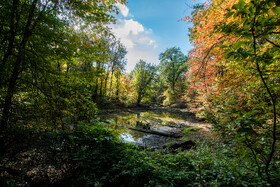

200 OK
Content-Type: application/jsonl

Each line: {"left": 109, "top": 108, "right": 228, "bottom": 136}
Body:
{"left": 99, "top": 110, "right": 195, "bottom": 147}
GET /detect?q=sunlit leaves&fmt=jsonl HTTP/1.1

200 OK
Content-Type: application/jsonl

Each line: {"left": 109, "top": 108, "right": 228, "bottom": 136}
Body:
{"left": 131, "top": 60, "right": 156, "bottom": 105}
{"left": 186, "top": 0, "right": 280, "bottom": 182}
{"left": 0, "top": 0, "right": 128, "bottom": 130}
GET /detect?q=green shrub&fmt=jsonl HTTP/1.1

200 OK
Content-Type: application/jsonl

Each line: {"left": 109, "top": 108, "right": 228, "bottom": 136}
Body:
{"left": 3, "top": 122, "right": 278, "bottom": 186}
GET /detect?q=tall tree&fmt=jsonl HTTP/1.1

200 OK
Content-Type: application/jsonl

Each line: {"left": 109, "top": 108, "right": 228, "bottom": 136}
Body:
{"left": 159, "top": 47, "right": 188, "bottom": 105}
{"left": 131, "top": 60, "right": 156, "bottom": 106}
{"left": 217, "top": 0, "right": 279, "bottom": 183}
{"left": 0, "top": 0, "right": 125, "bottom": 132}
{"left": 187, "top": 0, "right": 280, "bottom": 184}
{"left": 159, "top": 47, "right": 188, "bottom": 92}
{"left": 110, "top": 43, "right": 127, "bottom": 99}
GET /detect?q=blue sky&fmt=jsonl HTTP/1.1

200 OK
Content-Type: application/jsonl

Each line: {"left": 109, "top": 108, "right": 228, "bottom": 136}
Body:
{"left": 110, "top": 0, "right": 204, "bottom": 72}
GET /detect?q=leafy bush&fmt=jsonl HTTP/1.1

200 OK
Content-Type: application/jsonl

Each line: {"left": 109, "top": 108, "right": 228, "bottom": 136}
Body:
{"left": 2, "top": 122, "right": 279, "bottom": 186}
{"left": 43, "top": 123, "right": 279, "bottom": 186}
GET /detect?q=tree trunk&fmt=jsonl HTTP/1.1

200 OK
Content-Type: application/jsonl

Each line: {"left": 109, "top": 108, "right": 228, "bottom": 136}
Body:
{"left": 104, "top": 72, "right": 109, "bottom": 96}
{"left": 116, "top": 71, "right": 119, "bottom": 100}
{"left": 0, "top": 0, "right": 17, "bottom": 69}
{"left": 251, "top": 14, "right": 277, "bottom": 185}
{"left": 100, "top": 77, "right": 103, "bottom": 97}
{"left": 1, "top": 0, "right": 39, "bottom": 132}
{"left": 137, "top": 93, "right": 142, "bottom": 106}
{"left": 94, "top": 78, "right": 98, "bottom": 100}
{"left": 109, "top": 65, "right": 115, "bottom": 97}
{"left": 172, "top": 82, "right": 175, "bottom": 92}
{"left": 0, "top": 56, "right": 21, "bottom": 131}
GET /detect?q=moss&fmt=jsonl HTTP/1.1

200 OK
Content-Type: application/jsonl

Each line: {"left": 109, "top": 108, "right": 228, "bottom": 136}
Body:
{"left": 183, "top": 126, "right": 203, "bottom": 135}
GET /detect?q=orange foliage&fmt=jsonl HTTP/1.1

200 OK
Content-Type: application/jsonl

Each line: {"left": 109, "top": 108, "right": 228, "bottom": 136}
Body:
{"left": 186, "top": 0, "right": 242, "bottom": 114}
{"left": 186, "top": 0, "right": 280, "bottom": 118}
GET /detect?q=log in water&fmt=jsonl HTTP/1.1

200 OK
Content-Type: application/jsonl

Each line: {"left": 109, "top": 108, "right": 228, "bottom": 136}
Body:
{"left": 102, "top": 120, "right": 182, "bottom": 138}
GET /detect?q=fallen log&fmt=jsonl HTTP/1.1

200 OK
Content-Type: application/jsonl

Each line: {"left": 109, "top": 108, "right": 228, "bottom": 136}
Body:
{"left": 101, "top": 120, "right": 182, "bottom": 138}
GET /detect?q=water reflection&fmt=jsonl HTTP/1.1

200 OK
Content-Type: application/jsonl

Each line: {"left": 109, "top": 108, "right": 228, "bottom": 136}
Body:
{"left": 120, "top": 133, "right": 134, "bottom": 143}
{"left": 99, "top": 111, "right": 189, "bottom": 147}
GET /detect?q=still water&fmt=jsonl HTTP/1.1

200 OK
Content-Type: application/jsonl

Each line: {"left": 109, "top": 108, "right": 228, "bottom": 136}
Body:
{"left": 99, "top": 111, "right": 190, "bottom": 147}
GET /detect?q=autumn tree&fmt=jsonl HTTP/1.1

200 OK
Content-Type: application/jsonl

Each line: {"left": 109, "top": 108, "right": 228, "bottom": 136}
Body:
{"left": 186, "top": 0, "right": 280, "bottom": 184}
{"left": 217, "top": 0, "right": 279, "bottom": 184}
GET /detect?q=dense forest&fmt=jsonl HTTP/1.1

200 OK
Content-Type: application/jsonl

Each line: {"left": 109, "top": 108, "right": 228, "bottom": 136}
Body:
{"left": 0, "top": 0, "right": 279, "bottom": 186}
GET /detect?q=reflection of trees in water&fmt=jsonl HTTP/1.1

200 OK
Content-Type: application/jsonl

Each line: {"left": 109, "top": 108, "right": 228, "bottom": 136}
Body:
{"left": 116, "top": 129, "right": 148, "bottom": 141}
{"left": 111, "top": 113, "right": 138, "bottom": 127}
{"left": 102, "top": 113, "right": 148, "bottom": 140}
{"left": 142, "top": 111, "right": 190, "bottom": 125}
{"left": 101, "top": 111, "right": 189, "bottom": 136}
{"left": 108, "top": 124, "right": 124, "bottom": 131}
{"left": 126, "top": 130, "right": 147, "bottom": 140}
{"left": 103, "top": 111, "right": 190, "bottom": 127}
{"left": 107, "top": 125, "right": 145, "bottom": 140}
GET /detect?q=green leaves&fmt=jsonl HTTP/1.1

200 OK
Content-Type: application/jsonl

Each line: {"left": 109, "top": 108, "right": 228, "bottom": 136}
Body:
{"left": 157, "top": 47, "right": 188, "bottom": 106}
{"left": 232, "top": 0, "right": 245, "bottom": 11}
{"left": 272, "top": 6, "right": 280, "bottom": 14}
{"left": 238, "top": 0, "right": 245, "bottom": 9}
{"left": 131, "top": 60, "right": 157, "bottom": 105}
{"left": 226, "top": 12, "right": 234, "bottom": 18}
{"left": 233, "top": 40, "right": 244, "bottom": 50}
{"left": 0, "top": 0, "right": 126, "bottom": 130}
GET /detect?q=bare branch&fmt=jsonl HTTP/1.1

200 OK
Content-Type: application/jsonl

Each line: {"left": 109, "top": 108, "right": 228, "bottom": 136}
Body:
{"left": 265, "top": 38, "right": 280, "bottom": 48}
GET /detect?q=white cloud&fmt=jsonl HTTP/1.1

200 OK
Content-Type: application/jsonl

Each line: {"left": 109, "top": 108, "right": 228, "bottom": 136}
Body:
{"left": 110, "top": 19, "right": 144, "bottom": 48}
{"left": 148, "top": 40, "right": 158, "bottom": 48}
{"left": 109, "top": 4, "right": 160, "bottom": 72}
{"left": 115, "top": 3, "right": 129, "bottom": 17}
{"left": 126, "top": 48, "right": 160, "bottom": 73}
{"left": 110, "top": 19, "right": 158, "bottom": 50}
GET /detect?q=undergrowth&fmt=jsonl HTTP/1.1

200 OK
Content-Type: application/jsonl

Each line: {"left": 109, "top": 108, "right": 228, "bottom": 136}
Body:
{"left": 1, "top": 121, "right": 279, "bottom": 186}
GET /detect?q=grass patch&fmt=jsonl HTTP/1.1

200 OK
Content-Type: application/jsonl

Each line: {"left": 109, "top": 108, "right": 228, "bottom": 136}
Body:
{"left": 183, "top": 126, "right": 203, "bottom": 135}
